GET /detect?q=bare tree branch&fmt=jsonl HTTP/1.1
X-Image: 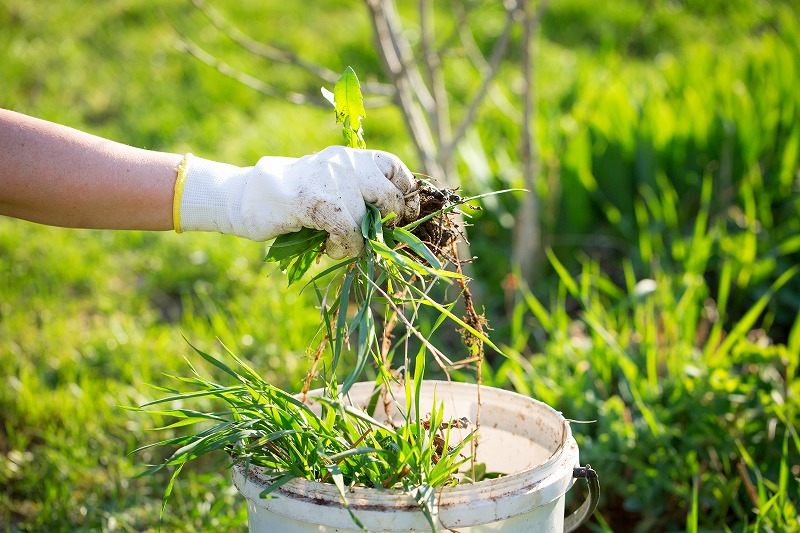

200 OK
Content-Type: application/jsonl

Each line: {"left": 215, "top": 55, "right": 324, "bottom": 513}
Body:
{"left": 452, "top": 0, "right": 519, "bottom": 119}
{"left": 443, "top": 1, "right": 521, "bottom": 160}
{"left": 191, "top": 0, "right": 395, "bottom": 97}
{"left": 512, "top": 0, "right": 548, "bottom": 283}
{"left": 175, "top": 37, "right": 323, "bottom": 106}
{"left": 420, "top": 0, "right": 453, "bottom": 164}
{"left": 365, "top": 0, "right": 441, "bottom": 178}
{"left": 191, "top": 0, "right": 338, "bottom": 81}
{"left": 378, "top": 0, "right": 436, "bottom": 113}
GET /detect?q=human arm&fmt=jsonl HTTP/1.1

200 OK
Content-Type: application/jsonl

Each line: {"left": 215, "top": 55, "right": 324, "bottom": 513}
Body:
{"left": 0, "top": 108, "right": 180, "bottom": 231}
{"left": 0, "top": 109, "right": 420, "bottom": 258}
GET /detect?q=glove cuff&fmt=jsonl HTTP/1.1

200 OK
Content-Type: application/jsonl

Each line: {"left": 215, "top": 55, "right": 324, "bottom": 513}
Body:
{"left": 172, "top": 154, "right": 190, "bottom": 233}
{"left": 174, "top": 153, "right": 249, "bottom": 235}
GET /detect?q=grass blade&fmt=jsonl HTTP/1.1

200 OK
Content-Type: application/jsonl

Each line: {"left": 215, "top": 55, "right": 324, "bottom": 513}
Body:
{"left": 160, "top": 463, "right": 184, "bottom": 522}
{"left": 391, "top": 227, "right": 442, "bottom": 270}
{"left": 406, "top": 283, "right": 504, "bottom": 355}
{"left": 265, "top": 228, "right": 327, "bottom": 262}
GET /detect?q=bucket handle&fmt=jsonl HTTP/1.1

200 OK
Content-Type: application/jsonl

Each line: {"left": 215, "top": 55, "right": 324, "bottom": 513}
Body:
{"left": 563, "top": 465, "right": 600, "bottom": 533}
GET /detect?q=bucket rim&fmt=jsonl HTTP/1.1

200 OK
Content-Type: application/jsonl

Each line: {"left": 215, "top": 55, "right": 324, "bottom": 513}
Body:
{"left": 233, "top": 380, "right": 579, "bottom": 524}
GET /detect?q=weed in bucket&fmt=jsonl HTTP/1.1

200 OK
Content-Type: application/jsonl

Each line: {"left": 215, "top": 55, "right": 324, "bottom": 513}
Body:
{"left": 131, "top": 67, "right": 525, "bottom": 531}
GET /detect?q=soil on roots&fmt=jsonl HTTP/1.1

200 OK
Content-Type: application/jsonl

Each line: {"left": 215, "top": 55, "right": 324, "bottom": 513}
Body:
{"left": 409, "top": 184, "right": 465, "bottom": 264}
{"left": 407, "top": 182, "right": 487, "bottom": 369}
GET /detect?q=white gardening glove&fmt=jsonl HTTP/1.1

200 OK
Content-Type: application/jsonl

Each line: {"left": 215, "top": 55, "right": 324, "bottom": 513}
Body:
{"left": 174, "top": 146, "right": 420, "bottom": 259}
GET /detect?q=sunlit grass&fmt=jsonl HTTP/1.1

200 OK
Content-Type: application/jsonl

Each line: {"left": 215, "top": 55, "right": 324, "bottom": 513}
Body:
{"left": 483, "top": 201, "right": 799, "bottom": 530}
{"left": 0, "top": 220, "right": 321, "bottom": 530}
{"left": 2, "top": 0, "right": 799, "bottom": 530}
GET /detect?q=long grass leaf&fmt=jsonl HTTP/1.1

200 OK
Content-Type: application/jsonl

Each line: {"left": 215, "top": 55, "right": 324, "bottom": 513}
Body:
{"left": 325, "top": 447, "right": 387, "bottom": 462}
{"left": 160, "top": 463, "right": 184, "bottom": 522}
{"left": 265, "top": 228, "right": 327, "bottom": 262}
{"left": 369, "top": 240, "right": 460, "bottom": 281}
{"left": 258, "top": 472, "right": 298, "bottom": 498}
{"left": 301, "top": 257, "right": 357, "bottom": 292}
{"left": 546, "top": 248, "right": 580, "bottom": 298}
{"left": 314, "top": 398, "right": 395, "bottom": 433}
{"left": 287, "top": 248, "right": 322, "bottom": 285}
{"left": 333, "top": 267, "right": 357, "bottom": 371}
{"left": 342, "top": 305, "right": 374, "bottom": 395}
{"left": 391, "top": 227, "right": 442, "bottom": 270}
{"left": 329, "top": 464, "right": 367, "bottom": 531}
{"left": 129, "top": 434, "right": 199, "bottom": 456}
{"left": 715, "top": 265, "right": 799, "bottom": 358}
{"left": 406, "top": 284, "right": 504, "bottom": 355}
{"left": 216, "top": 340, "right": 275, "bottom": 391}
{"left": 401, "top": 188, "right": 524, "bottom": 231}
{"left": 187, "top": 341, "right": 240, "bottom": 380}
{"left": 404, "top": 482, "right": 437, "bottom": 532}
{"left": 518, "top": 278, "right": 552, "bottom": 331}
{"left": 138, "top": 386, "right": 246, "bottom": 408}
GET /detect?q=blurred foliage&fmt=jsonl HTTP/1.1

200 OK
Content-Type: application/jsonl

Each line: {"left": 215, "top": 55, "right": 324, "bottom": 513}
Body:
{"left": 1, "top": 0, "right": 798, "bottom": 531}
{"left": 466, "top": 1, "right": 800, "bottom": 342}
{"left": 482, "top": 209, "right": 800, "bottom": 531}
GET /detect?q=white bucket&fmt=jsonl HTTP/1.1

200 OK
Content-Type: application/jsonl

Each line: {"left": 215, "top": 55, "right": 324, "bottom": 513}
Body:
{"left": 232, "top": 381, "right": 598, "bottom": 532}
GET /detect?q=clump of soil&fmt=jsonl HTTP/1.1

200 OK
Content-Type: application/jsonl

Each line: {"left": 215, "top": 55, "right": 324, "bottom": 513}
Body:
{"left": 409, "top": 183, "right": 471, "bottom": 264}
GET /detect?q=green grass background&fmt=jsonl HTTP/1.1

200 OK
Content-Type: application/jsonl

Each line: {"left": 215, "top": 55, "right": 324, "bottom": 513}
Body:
{"left": 2, "top": 0, "right": 799, "bottom": 531}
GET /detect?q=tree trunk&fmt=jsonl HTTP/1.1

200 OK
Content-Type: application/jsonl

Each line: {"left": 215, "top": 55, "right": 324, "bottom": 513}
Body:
{"left": 512, "top": 0, "right": 546, "bottom": 286}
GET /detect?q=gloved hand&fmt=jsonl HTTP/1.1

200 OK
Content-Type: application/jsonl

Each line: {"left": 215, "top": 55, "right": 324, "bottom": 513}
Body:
{"left": 174, "top": 146, "right": 420, "bottom": 259}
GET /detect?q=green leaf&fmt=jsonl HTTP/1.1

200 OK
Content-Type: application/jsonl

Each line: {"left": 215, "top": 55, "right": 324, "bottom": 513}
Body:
{"left": 325, "top": 447, "right": 387, "bottom": 462}
{"left": 187, "top": 341, "right": 240, "bottom": 380}
{"left": 286, "top": 248, "right": 321, "bottom": 285}
{"left": 218, "top": 340, "right": 268, "bottom": 387}
{"left": 265, "top": 227, "right": 327, "bottom": 263}
{"left": 332, "top": 268, "right": 357, "bottom": 372}
{"left": 362, "top": 203, "right": 383, "bottom": 242}
{"left": 328, "top": 464, "right": 367, "bottom": 530}
{"left": 160, "top": 463, "right": 184, "bottom": 522}
{"left": 368, "top": 240, "right": 461, "bottom": 281}
{"left": 334, "top": 67, "right": 366, "bottom": 128}
{"left": 138, "top": 386, "right": 244, "bottom": 408}
{"left": 314, "top": 398, "right": 395, "bottom": 433}
{"left": 258, "top": 472, "right": 298, "bottom": 498}
{"left": 715, "top": 265, "right": 799, "bottom": 359}
{"left": 405, "top": 482, "right": 437, "bottom": 532}
{"left": 407, "top": 283, "right": 504, "bottom": 355}
{"left": 413, "top": 350, "right": 425, "bottom": 440}
{"left": 545, "top": 248, "right": 580, "bottom": 298}
{"left": 301, "top": 258, "right": 357, "bottom": 293}
{"left": 342, "top": 304, "right": 374, "bottom": 394}
{"left": 391, "top": 227, "right": 442, "bottom": 270}
{"left": 312, "top": 282, "right": 336, "bottom": 353}
{"left": 333, "top": 66, "right": 366, "bottom": 149}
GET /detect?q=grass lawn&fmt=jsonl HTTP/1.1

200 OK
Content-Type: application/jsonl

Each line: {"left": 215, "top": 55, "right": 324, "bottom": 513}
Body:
{"left": 2, "top": 0, "right": 798, "bottom": 531}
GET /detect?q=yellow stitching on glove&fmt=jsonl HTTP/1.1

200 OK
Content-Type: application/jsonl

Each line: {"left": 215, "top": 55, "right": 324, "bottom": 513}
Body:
{"left": 173, "top": 153, "right": 191, "bottom": 233}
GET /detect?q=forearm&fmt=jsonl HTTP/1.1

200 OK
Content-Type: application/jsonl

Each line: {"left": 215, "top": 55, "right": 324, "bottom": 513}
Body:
{"left": 0, "top": 109, "right": 182, "bottom": 231}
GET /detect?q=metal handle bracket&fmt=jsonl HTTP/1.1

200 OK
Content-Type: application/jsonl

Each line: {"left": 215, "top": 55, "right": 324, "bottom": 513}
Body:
{"left": 563, "top": 464, "right": 600, "bottom": 533}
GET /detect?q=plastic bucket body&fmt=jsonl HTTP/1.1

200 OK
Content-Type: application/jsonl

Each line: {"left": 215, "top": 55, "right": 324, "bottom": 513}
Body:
{"left": 232, "top": 381, "right": 582, "bottom": 532}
